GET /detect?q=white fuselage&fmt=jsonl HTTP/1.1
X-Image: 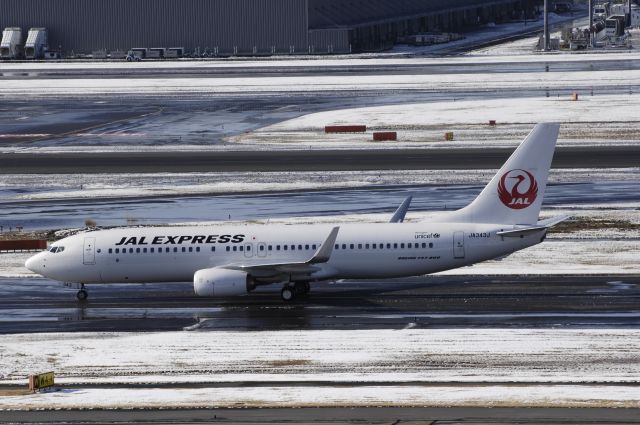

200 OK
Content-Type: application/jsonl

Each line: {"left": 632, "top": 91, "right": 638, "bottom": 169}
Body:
{"left": 26, "top": 221, "right": 544, "bottom": 285}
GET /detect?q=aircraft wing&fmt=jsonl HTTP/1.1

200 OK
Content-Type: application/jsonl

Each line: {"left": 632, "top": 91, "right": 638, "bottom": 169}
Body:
{"left": 496, "top": 215, "right": 570, "bottom": 237}
{"left": 221, "top": 226, "right": 340, "bottom": 277}
{"left": 389, "top": 195, "right": 413, "bottom": 223}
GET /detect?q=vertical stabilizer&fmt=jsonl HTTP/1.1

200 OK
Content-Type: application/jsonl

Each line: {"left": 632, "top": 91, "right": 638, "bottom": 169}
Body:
{"left": 441, "top": 123, "right": 560, "bottom": 225}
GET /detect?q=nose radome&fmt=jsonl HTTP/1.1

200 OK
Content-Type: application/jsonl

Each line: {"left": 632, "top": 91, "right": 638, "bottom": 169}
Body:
{"left": 25, "top": 254, "right": 41, "bottom": 273}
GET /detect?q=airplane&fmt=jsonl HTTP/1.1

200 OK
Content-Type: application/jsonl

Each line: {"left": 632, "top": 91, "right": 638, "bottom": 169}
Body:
{"left": 26, "top": 123, "right": 566, "bottom": 302}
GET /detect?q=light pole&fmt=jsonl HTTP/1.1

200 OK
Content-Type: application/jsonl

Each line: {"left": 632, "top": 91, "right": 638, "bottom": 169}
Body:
{"left": 543, "top": 0, "right": 549, "bottom": 51}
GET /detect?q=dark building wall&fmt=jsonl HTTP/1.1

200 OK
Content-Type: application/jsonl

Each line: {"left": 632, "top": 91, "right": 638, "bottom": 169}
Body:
{"left": 308, "top": 29, "right": 350, "bottom": 54}
{"left": 308, "top": 0, "right": 523, "bottom": 29}
{"left": 0, "top": 0, "right": 534, "bottom": 55}
{"left": 0, "top": 0, "right": 309, "bottom": 54}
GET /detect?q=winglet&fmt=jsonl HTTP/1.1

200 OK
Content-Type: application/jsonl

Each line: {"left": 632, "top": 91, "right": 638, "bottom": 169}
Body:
{"left": 389, "top": 195, "right": 413, "bottom": 223}
{"left": 309, "top": 226, "right": 340, "bottom": 264}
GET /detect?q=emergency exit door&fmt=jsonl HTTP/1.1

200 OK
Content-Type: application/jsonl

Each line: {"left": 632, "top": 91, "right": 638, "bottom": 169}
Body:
{"left": 83, "top": 237, "right": 96, "bottom": 265}
{"left": 453, "top": 231, "right": 465, "bottom": 259}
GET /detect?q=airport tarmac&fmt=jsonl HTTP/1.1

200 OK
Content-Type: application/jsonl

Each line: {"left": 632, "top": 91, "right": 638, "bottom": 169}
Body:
{"left": 2, "top": 406, "right": 640, "bottom": 424}
{"left": 4, "top": 146, "right": 640, "bottom": 174}
{"left": 1, "top": 275, "right": 638, "bottom": 334}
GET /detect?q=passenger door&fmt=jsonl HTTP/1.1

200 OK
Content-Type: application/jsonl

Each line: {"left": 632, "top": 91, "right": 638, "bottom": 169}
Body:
{"left": 83, "top": 237, "right": 96, "bottom": 265}
{"left": 453, "top": 231, "right": 465, "bottom": 259}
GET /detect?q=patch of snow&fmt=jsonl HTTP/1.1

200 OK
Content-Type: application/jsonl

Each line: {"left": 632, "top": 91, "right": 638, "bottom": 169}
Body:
{"left": 0, "top": 385, "right": 638, "bottom": 409}
{"left": 252, "top": 95, "right": 640, "bottom": 150}
{"left": 0, "top": 329, "right": 639, "bottom": 408}
{"left": 2, "top": 168, "right": 638, "bottom": 202}
{"left": 3, "top": 69, "right": 640, "bottom": 99}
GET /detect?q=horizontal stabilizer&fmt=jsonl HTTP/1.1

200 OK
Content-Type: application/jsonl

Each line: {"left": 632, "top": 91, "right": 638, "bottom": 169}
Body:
{"left": 496, "top": 215, "right": 570, "bottom": 237}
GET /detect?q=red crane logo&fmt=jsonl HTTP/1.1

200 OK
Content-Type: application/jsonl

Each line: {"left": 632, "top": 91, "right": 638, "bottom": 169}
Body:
{"left": 497, "top": 169, "right": 538, "bottom": 209}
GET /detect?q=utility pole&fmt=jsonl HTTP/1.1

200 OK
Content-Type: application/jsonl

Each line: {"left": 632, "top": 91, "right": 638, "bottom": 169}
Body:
{"left": 543, "top": 0, "right": 549, "bottom": 51}
{"left": 589, "top": 0, "right": 594, "bottom": 48}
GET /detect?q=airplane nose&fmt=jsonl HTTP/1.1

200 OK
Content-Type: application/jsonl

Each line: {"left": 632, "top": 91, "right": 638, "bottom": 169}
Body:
{"left": 25, "top": 254, "right": 41, "bottom": 273}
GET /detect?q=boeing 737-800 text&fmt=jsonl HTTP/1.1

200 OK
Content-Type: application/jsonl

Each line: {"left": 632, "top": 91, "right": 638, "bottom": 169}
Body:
{"left": 26, "top": 123, "right": 566, "bottom": 302}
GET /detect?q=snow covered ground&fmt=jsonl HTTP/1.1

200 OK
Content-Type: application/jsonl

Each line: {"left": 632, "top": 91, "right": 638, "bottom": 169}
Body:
{"left": 2, "top": 168, "right": 638, "bottom": 201}
{"left": 3, "top": 67, "right": 639, "bottom": 99}
{"left": 246, "top": 94, "right": 640, "bottom": 149}
{"left": 0, "top": 329, "right": 638, "bottom": 408}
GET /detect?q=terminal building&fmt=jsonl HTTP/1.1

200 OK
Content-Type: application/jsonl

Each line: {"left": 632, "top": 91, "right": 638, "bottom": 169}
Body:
{"left": 0, "top": 0, "right": 537, "bottom": 56}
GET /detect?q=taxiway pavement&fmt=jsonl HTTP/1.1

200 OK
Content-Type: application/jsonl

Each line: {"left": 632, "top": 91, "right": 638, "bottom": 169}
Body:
{"left": 1, "top": 275, "right": 638, "bottom": 333}
{"left": 2, "top": 407, "right": 639, "bottom": 424}
{"left": 4, "top": 145, "right": 640, "bottom": 174}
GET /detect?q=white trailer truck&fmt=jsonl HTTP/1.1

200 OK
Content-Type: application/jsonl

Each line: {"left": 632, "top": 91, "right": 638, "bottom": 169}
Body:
{"left": 0, "top": 27, "right": 23, "bottom": 59}
{"left": 25, "top": 28, "right": 47, "bottom": 59}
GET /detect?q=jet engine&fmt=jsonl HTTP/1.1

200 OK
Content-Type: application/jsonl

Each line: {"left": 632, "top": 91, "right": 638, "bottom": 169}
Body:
{"left": 193, "top": 268, "right": 250, "bottom": 297}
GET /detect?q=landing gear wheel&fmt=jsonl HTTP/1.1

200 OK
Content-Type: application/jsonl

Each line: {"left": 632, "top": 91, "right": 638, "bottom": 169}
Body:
{"left": 76, "top": 284, "right": 88, "bottom": 301}
{"left": 281, "top": 286, "right": 295, "bottom": 302}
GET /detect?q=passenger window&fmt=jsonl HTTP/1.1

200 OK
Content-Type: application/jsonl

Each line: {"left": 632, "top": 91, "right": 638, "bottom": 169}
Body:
{"left": 350, "top": 244, "right": 354, "bottom": 249}
{"left": 189, "top": 247, "right": 193, "bottom": 252}
{"left": 298, "top": 245, "right": 302, "bottom": 250}
{"left": 211, "top": 246, "right": 215, "bottom": 252}
{"left": 305, "top": 245, "right": 309, "bottom": 250}
{"left": 312, "top": 245, "right": 317, "bottom": 250}
{"left": 143, "top": 248, "right": 147, "bottom": 253}
{"left": 197, "top": 247, "right": 200, "bottom": 252}
{"left": 394, "top": 243, "right": 398, "bottom": 249}
{"left": 268, "top": 245, "right": 272, "bottom": 251}
{"left": 247, "top": 246, "right": 251, "bottom": 251}
{"left": 260, "top": 245, "right": 264, "bottom": 251}
{"left": 372, "top": 244, "right": 377, "bottom": 249}
{"left": 387, "top": 243, "right": 391, "bottom": 249}
{"left": 334, "top": 244, "right": 338, "bottom": 250}
{"left": 429, "top": 243, "right": 433, "bottom": 248}
{"left": 284, "top": 245, "right": 288, "bottom": 251}
{"left": 108, "top": 248, "right": 113, "bottom": 254}
{"left": 150, "top": 248, "right": 154, "bottom": 253}
{"left": 239, "top": 246, "right": 244, "bottom": 252}
{"left": 115, "top": 248, "right": 119, "bottom": 254}
{"left": 358, "top": 244, "right": 362, "bottom": 249}
{"left": 181, "top": 247, "right": 186, "bottom": 253}
{"left": 233, "top": 246, "right": 237, "bottom": 252}
{"left": 277, "top": 245, "right": 281, "bottom": 250}
{"left": 365, "top": 244, "right": 369, "bottom": 249}
{"left": 166, "top": 247, "right": 170, "bottom": 253}
{"left": 342, "top": 244, "right": 346, "bottom": 249}
{"left": 226, "top": 246, "right": 230, "bottom": 252}
{"left": 401, "top": 243, "right": 405, "bottom": 249}
{"left": 129, "top": 248, "right": 134, "bottom": 253}
{"left": 173, "top": 247, "right": 178, "bottom": 253}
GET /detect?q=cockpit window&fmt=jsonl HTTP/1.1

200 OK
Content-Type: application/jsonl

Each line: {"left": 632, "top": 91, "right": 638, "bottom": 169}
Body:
{"left": 49, "top": 246, "right": 65, "bottom": 253}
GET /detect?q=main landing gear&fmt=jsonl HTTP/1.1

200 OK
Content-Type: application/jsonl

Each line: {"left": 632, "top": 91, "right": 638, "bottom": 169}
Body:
{"left": 76, "top": 283, "right": 88, "bottom": 301}
{"left": 280, "top": 281, "right": 310, "bottom": 302}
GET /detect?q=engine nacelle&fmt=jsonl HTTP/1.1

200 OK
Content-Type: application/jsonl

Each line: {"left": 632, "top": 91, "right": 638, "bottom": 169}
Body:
{"left": 193, "top": 268, "right": 249, "bottom": 297}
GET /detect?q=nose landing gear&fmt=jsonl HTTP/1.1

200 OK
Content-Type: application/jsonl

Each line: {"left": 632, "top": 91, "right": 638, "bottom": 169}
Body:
{"left": 280, "top": 281, "right": 310, "bottom": 302}
{"left": 76, "top": 284, "right": 88, "bottom": 301}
